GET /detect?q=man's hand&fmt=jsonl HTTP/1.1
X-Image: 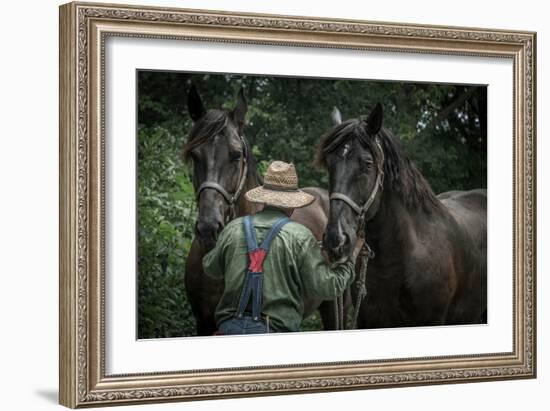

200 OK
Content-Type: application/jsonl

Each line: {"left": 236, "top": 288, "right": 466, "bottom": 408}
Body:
{"left": 352, "top": 238, "right": 365, "bottom": 262}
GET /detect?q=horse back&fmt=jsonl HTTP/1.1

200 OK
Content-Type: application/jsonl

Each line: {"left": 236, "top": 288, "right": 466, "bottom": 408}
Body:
{"left": 439, "top": 188, "right": 487, "bottom": 248}
{"left": 291, "top": 187, "right": 329, "bottom": 240}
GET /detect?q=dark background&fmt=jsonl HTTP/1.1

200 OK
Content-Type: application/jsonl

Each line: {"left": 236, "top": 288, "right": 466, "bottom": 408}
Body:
{"left": 137, "top": 71, "right": 487, "bottom": 339}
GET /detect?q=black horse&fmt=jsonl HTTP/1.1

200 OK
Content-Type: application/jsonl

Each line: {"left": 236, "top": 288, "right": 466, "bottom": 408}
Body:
{"left": 183, "top": 85, "right": 336, "bottom": 335}
{"left": 317, "top": 105, "right": 487, "bottom": 328}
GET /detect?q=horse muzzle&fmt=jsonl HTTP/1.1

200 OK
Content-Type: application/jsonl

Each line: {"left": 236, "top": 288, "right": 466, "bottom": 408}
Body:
{"left": 196, "top": 219, "right": 224, "bottom": 253}
{"left": 323, "top": 230, "right": 352, "bottom": 263}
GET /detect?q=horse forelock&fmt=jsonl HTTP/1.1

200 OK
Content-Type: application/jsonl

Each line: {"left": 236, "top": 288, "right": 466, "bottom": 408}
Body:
{"left": 316, "top": 118, "right": 382, "bottom": 168}
{"left": 316, "top": 118, "right": 444, "bottom": 214}
{"left": 316, "top": 119, "right": 365, "bottom": 167}
{"left": 182, "top": 110, "right": 229, "bottom": 162}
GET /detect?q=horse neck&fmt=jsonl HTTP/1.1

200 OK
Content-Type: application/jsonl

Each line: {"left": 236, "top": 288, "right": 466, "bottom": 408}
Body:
{"left": 364, "top": 190, "right": 422, "bottom": 264}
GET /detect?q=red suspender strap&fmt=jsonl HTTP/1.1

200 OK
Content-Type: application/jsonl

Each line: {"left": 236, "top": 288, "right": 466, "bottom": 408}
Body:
{"left": 248, "top": 249, "right": 268, "bottom": 272}
{"left": 245, "top": 216, "right": 290, "bottom": 273}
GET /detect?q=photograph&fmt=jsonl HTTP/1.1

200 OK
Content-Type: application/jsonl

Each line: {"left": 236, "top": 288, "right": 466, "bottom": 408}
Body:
{"left": 137, "top": 71, "right": 488, "bottom": 338}
{"left": 57, "top": 2, "right": 536, "bottom": 406}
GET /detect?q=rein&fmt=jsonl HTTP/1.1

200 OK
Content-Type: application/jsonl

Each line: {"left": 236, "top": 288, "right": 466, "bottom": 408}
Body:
{"left": 330, "top": 136, "right": 384, "bottom": 330}
{"left": 196, "top": 135, "right": 249, "bottom": 223}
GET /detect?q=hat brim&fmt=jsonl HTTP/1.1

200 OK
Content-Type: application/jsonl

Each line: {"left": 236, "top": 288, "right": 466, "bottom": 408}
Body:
{"left": 245, "top": 186, "right": 316, "bottom": 209}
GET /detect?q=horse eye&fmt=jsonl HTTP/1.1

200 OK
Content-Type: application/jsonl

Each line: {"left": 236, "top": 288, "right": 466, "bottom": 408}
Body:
{"left": 230, "top": 152, "right": 242, "bottom": 162}
{"left": 361, "top": 158, "right": 373, "bottom": 168}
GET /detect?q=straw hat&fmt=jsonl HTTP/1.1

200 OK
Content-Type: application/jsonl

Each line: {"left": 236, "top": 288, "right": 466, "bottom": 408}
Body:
{"left": 245, "top": 161, "right": 315, "bottom": 209}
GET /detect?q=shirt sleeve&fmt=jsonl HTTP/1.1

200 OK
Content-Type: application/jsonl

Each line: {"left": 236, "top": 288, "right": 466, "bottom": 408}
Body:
{"left": 202, "top": 232, "right": 227, "bottom": 280}
{"left": 298, "top": 234, "right": 356, "bottom": 299}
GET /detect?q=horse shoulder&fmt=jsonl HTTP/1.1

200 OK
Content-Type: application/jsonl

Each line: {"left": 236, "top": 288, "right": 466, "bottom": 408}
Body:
{"left": 400, "top": 216, "right": 459, "bottom": 303}
{"left": 380, "top": 240, "right": 453, "bottom": 326}
{"left": 408, "top": 239, "right": 456, "bottom": 285}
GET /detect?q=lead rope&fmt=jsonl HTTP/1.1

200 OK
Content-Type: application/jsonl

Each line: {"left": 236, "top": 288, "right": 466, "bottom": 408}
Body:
{"left": 323, "top": 234, "right": 374, "bottom": 330}
{"left": 322, "top": 240, "right": 344, "bottom": 331}
{"left": 350, "top": 242, "right": 375, "bottom": 330}
{"left": 333, "top": 294, "right": 340, "bottom": 330}
{"left": 338, "top": 294, "right": 345, "bottom": 330}
{"left": 331, "top": 241, "right": 374, "bottom": 330}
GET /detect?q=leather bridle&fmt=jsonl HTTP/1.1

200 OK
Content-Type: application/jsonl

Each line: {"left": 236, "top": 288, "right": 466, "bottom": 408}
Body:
{"left": 329, "top": 136, "right": 384, "bottom": 330}
{"left": 196, "top": 135, "right": 248, "bottom": 223}
{"left": 329, "top": 136, "right": 385, "bottom": 236}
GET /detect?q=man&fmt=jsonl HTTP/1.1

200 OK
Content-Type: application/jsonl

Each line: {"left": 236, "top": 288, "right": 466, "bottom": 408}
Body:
{"left": 202, "top": 161, "right": 355, "bottom": 335}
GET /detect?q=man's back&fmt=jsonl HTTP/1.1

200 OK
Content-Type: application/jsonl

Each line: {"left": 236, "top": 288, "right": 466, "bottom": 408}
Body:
{"left": 203, "top": 207, "right": 354, "bottom": 332}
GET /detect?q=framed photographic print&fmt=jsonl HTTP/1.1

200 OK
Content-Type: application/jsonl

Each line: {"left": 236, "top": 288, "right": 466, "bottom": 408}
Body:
{"left": 59, "top": 1, "right": 537, "bottom": 408}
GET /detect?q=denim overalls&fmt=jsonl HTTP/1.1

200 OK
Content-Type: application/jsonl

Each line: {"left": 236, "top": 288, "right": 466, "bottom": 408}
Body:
{"left": 218, "top": 215, "right": 290, "bottom": 335}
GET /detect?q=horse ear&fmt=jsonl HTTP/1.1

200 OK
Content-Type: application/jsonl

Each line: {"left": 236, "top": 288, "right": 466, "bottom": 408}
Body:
{"left": 187, "top": 84, "right": 206, "bottom": 122}
{"left": 231, "top": 87, "right": 248, "bottom": 132}
{"left": 331, "top": 107, "right": 342, "bottom": 126}
{"left": 364, "top": 103, "right": 383, "bottom": 135}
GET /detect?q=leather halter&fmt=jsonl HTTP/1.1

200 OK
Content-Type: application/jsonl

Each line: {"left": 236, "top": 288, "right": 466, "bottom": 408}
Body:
{"left": 329, "top": 137, "right": 385, "bottom": 236}
{"left": 196, "top": 135, "right": 248, "bottom": 223}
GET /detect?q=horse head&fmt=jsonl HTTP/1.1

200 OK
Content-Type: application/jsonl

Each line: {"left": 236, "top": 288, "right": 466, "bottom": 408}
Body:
{"left": 184, "top": 85, "right": 249, "bottom": 252}
{"left": 316, "top": 104, "right": 385, "bottom": 263}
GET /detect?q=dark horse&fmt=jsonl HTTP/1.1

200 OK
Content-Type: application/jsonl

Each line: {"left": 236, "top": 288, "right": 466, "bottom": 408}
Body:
{"left": 317, "top": 105, "right": 487, "bottom": 327}
{"left": 183, "top": 85, "right": 334, "bottom": 335}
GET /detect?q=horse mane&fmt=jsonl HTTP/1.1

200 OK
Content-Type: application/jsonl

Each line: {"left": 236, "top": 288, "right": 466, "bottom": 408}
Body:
{"left": 182, "top": 109, "right": 263, "bottom": 187}
{"left": 315, "top": 118, "right": 444, "bottom": 213}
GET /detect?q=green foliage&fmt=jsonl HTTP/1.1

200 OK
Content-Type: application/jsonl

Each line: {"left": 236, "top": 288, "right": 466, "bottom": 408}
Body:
{"left": 137, "top": 123, "right": 197, "bottom": 338}
{"left": 137, "top": 71, "right": 486, "bottom": 338}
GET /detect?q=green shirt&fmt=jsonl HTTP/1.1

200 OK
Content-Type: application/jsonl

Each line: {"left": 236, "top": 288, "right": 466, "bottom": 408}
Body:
{"left": 202, "top": 207, "right": 355, "bottom": 332}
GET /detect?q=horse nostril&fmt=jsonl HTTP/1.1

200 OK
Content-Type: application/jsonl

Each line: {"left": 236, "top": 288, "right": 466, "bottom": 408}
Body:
{"left": 324, "top": 232, "right": 347, "bottom": 254}
{"left": 196, "top": 218, "right": 224, "bottom": 242}
{"left": 339, "top": 232, "right": 350, "bottom": 249}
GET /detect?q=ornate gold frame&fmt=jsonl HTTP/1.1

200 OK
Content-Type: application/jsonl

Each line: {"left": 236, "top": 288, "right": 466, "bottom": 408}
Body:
{"left": 59, "top": 1, "right": 536, "bottom": 408}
